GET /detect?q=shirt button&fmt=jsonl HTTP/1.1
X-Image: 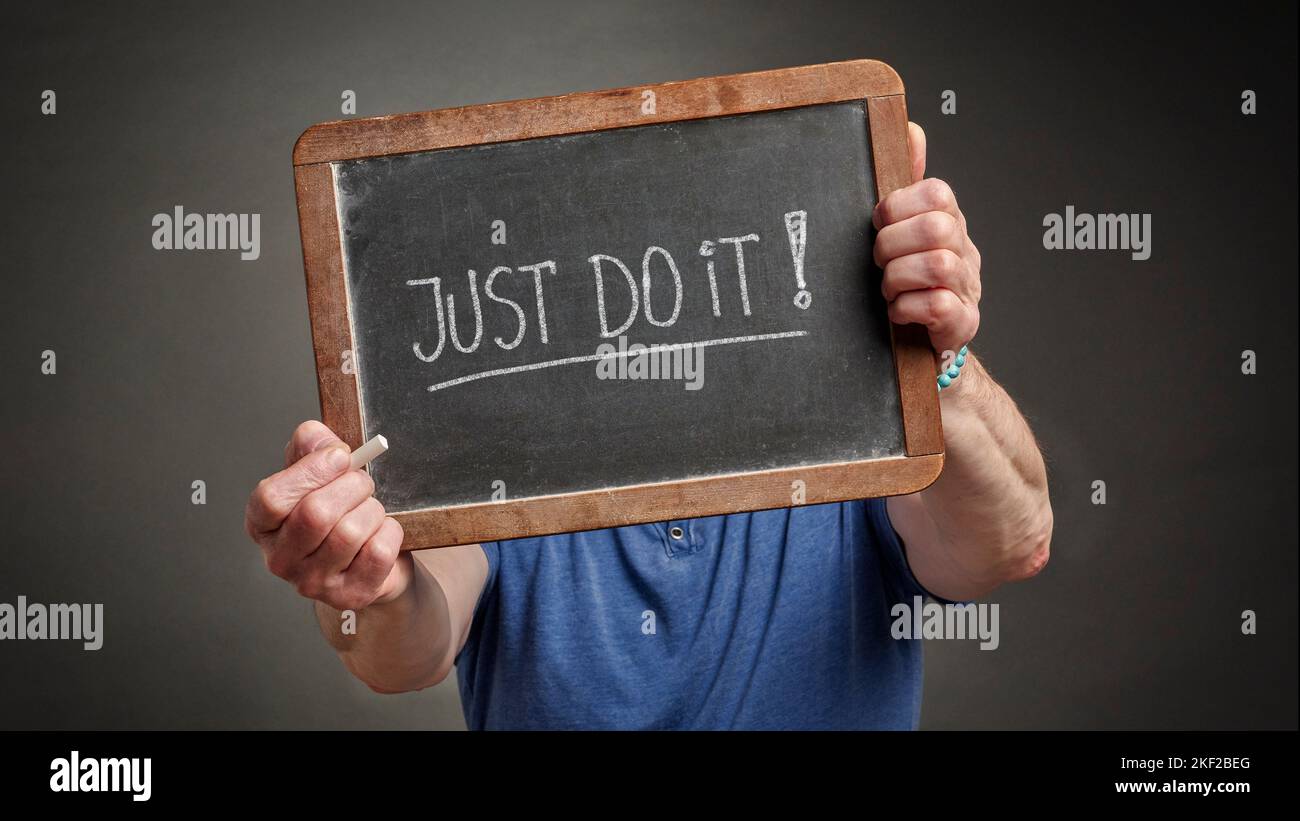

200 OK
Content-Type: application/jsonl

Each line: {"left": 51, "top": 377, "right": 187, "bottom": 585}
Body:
{"left": 669, "top": 526, "right": 685, "bottom": 540}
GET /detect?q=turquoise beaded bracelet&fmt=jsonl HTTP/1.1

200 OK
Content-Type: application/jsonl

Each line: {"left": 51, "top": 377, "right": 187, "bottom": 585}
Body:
{"left": 937, "top": 345, "right": 969, "bottom": 390}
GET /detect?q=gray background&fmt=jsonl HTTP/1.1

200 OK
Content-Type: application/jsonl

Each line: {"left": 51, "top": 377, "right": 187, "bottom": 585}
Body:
{"left": 1, "top": 0, "right": 1295, "bottom": 729}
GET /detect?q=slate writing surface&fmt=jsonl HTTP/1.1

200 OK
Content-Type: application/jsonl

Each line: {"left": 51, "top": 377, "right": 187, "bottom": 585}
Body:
{"left": 334, "top": 101, "right": 903, "bottom": 513}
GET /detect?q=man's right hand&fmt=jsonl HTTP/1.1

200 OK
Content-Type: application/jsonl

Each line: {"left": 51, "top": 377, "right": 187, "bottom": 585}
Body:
{"left": 245, "top": 420, "right": 410, "bottom": 612}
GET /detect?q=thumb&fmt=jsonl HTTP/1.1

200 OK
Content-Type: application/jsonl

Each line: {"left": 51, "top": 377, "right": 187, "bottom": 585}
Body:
{"left": 907, "top": 121, "right": 926, "bottom": 183}
{"left": 283, "top": 420, "right": 348, "bottom": 468}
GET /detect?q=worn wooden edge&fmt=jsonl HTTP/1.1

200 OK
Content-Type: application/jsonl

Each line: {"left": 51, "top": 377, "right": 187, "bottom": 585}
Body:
{"left": 867, "top": 94, "right": 945, "bottom": 457}
{"left": 394, "top": 454, "right": 944, "bottom": 549}
{"left": 293, "top": 162, "right": 364, "bottom": 450}
{"left": 293, "top": 58, "right": 904, "bottom": 165}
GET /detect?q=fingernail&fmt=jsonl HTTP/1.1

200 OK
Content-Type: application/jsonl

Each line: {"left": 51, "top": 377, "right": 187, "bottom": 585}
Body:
{"left": 324, "top": 446, "right": 350, "bottom": 471}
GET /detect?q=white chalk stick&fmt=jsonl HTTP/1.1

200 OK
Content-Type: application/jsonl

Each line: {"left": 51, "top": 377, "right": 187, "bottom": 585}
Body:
{"left": 349, "top": 434, "right": 389, "bottom": 470}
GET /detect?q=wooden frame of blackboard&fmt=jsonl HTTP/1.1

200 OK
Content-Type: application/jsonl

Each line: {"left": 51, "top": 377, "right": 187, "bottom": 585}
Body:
{"left": 292, "top": 59, "right": 944, "bottom": 550}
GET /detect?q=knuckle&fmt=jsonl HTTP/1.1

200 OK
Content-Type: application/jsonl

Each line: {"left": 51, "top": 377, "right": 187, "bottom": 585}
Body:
{"left": 352, "top": 542, "right": 387, "bottom": 578}
{"left": 926, "top": 289, "right": 957, "bottom": 324}
{"left": 294, "top": 575, "right": 323, "bottom": 601}
{"left": 371, "top": 533, "right": 400, "bottom": 568}
{"left": 930, "top": 250, "right": 962, "bottom": 283}
{"left": 268, "top": 551, "right": 305, "bottom": 585}
{"left": 321, "top": 573, "right": 346, "bottom": 596}
{"left": 881, "top": 259, "right": 902, "bottom": 295}
{"left": 263, "top": 549, "right": 288, "bottom": 578}
{"left": 296, "top": 496, "right": 337, "bottom": 536}
{"left": 250, "top": 489, "right": 291, "bottom": 537}
{"left": 938, "top": 212, "right": 960, "bottom": 242}
{"left": 873, "top": 230, "right": 892, "bottom": 266}
{"left": 316, "top": 578, "right": 345, "bottom": 607}
{"left": 878, "top": 194, "right": 898, "bottom": 224}
{"left": 939, "top": 288, "right": 963, "bottom": 312}
{"left": 362, "top": 524, "right": 401, "bottom": 569}
{"left": 330, "top": 515, "right": 368, "bottom": 553}
{"left": 923, "top": 178, "right": 955, "bottom": 211}
{"left": 921, "top": 292, "right": 942, "bottom": 324}
{"left": 321, "top": 484, "right": 379, "bottom": 547}
{"left": 919, "top": 212, "right": 950, "bottom": 244}
{"left": 250, "top": 478, "right": 283, "bottom": 520}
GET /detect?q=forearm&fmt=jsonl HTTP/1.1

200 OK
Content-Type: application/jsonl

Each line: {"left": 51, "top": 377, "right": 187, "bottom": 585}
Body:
{"left": 889, "top": 352, "right": 1053, "bottom": 599}
{"left": 316, "top": 556, "right": 455, "bottom": 693}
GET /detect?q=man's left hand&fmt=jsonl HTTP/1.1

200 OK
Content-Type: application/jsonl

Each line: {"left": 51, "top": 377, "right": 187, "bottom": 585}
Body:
{"left": 872, "top": 122, "right": 981, "bottom": 358}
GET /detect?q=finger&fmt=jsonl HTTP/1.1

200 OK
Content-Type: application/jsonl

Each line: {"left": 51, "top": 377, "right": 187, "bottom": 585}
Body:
{"left": 247, "top": 445, "right": 352, "bottom": 534}
{"left": 284, "top": 420, "right": 343, "bottom": 468}
{"left": 305, "top": 496, "right": 387, "bottom": 576}
{"left": 873, "top": 211, "right": 964, "bottom": 268}
{"left": 908, "top": 121, "right": 926, "bottom": 183}
{"left": 887, "top": 289, "right": 979, "bottom": 352}
{"left": 882, "top": 250, "right": 972, "bottom": 302}
{"left": 275, "top": 469, "right": 376, "bottom": 557}
{"left": 341, "top": 518, "right": 406, "bottom": 605}
{"left": 874, "top": 178, "right": 963, "bottom": 230}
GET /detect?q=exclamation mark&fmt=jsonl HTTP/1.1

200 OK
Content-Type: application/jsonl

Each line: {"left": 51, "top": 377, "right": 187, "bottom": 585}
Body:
{"left": 785, "top": 210, "right": 810, "bottom": 309}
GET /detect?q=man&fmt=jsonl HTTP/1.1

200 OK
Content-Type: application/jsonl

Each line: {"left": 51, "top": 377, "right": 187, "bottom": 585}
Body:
{"left": 245, "top": 123, "right": 1052, "bottom": 729}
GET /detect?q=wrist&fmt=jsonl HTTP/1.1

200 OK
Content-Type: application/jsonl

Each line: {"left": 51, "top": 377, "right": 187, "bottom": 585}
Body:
{"left": 318, "top": 553, "right": 419, "bottom": 652}
{"left": 938, "top": 350, "right": 985, "bottom": 409}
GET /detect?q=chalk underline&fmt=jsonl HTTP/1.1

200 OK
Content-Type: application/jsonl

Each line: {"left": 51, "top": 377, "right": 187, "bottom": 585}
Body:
{"left": 425, "top": 330, "right": 809, "bottom": 393}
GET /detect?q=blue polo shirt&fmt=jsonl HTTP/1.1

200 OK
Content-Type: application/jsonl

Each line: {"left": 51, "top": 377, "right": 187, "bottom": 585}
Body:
{"left": 454, "top": 499, "right": 933, "bottom": 730}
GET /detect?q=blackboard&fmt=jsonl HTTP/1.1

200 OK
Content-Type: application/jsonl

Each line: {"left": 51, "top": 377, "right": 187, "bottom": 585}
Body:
{"left": 293, "top": 60, "right": 943, "bottom": 549}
